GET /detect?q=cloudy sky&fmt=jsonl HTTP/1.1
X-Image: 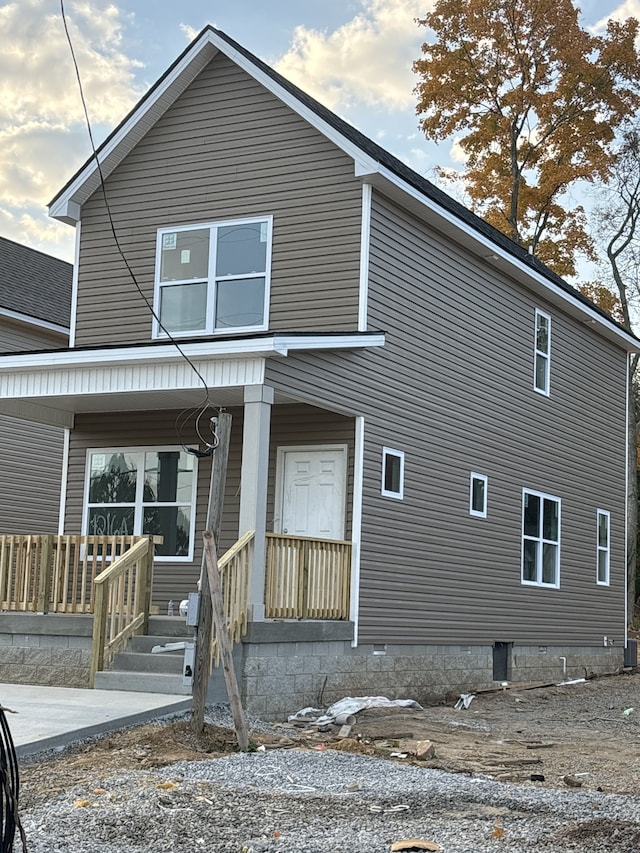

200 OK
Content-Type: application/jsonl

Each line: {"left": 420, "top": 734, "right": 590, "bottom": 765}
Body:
{"left": 0, "top": 0, "right": 634, "bottom": 263}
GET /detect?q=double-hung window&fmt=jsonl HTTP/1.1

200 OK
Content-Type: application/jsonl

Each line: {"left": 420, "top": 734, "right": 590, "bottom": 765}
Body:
{"left": 154, "top": 216, "right": 272, "bottom": 337}
{"left": 534, "top": 309, "right": 551, "bottom": 395}
{"left": 84, "top": 449, "right": 197, "bottom": 560}
{"left": 596, "top": 509, "right": 610, "bottom": 585}
{"left": 521, "top": 489, "right": 560, "bottom": 587}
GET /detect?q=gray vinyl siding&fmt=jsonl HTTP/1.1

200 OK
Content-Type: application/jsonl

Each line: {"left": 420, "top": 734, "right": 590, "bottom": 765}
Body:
{"left": 74, "top": 52, "right": 361, "bottom": 347}
{"left": 0, "top": 320, "right": 68, "bottom": 534}
{"left": 64, "top": 406, "right": 354, "bottom": 608}
{"left": 266, "top": 190, "right": 628, "bottom": 648}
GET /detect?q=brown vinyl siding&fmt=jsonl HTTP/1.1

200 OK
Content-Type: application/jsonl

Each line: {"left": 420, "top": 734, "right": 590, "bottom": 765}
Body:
{"left": 268, "top": 405, "right": 355, "bottom": 537}
{"left": 0, "top": 415, "right": 64, "bottom": 534}
{"left": 64, "top": 405, "right": 354, "bottom": 608}
{"left": 266, "top": 190, "right": 628, "bottom": 648}
{"left": 74, "top": 52, "right": 361, "bottom": 346}
{"left": 0, "top": 320, "right": 66, "bottom": 353}
{"left": 64, "top": 411, "right": 236, "bottom": 607}
{"left": 0, "top": 320, "right": 68, "bottom": 534}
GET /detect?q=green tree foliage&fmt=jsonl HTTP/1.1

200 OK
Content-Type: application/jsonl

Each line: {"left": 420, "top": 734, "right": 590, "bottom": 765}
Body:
{"left": 413, "top": 0, "right": 640, "bottom": 277}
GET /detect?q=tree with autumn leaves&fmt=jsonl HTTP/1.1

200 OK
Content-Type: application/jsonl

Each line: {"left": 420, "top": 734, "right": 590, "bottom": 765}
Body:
{"left": 414, "top": 0, "right": 640, "bottom": 619}
{"left": 413, "top": 0, "right": 640, "bottom": 279}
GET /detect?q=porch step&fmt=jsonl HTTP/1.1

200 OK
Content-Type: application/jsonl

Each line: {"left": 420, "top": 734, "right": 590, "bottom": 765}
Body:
{"left": 128, "top": 634, "right": 195, "bottom": 654}
{"left": 94, "top": 670, "right": 192, "bottom": 695}
{"left": 96, "top": 620, "right": 195, "bottom": 696}
{"left": 111, "top": 650, "right": 185, "bottom": 675}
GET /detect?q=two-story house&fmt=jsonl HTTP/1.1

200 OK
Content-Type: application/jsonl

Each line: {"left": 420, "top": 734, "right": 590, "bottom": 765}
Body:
{"left": 0, "top": 236, "right": 71, "bottom": 533}
{"left": 0, "top": 27, "right": 636, "bottom": 716}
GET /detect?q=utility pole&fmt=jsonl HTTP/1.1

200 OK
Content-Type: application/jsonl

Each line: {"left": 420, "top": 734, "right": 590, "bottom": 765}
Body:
{"left": 191, "top": 412, "right": 235, "bottom": 736}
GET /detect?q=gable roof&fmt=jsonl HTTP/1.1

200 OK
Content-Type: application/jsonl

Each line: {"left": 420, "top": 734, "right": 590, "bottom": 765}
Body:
{"left": 0, "top": 236, "right": 72, "bottom": 330}
{"left": 48, "top": 25, "right": 639, "bottom": 352}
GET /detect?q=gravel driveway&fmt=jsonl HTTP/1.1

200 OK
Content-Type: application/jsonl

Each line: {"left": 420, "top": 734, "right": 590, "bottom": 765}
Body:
{"left": 15, "top": 672, "right": 640, "bottom": 852}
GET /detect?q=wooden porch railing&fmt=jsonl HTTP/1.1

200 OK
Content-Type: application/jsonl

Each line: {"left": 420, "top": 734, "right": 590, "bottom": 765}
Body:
{"left": 0, "top": 534, "right": 160, "bottom": 614}
{"left": 89, "top": 535, "right": 156, "bottom": 687}
{"left": 211, "top": 530, "right": 254, "bottom": 667}
{"left": 264, "top": 533, "right": 351, "bottom": 619}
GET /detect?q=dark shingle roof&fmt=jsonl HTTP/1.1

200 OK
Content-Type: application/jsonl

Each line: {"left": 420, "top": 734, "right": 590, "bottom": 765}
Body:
{"left": 208, "top": 28, "right": 619, "bottom": 328}
{"left": 0, "top": 236, "right": 72, "bottom": 328}
{"left": 48, "top": 25, "right": 634, "bottom": 340}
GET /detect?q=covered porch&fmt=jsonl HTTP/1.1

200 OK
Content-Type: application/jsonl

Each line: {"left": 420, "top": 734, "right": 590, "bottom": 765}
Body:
{"left": 0, "top": 337, "right": 366, "bottom": 684}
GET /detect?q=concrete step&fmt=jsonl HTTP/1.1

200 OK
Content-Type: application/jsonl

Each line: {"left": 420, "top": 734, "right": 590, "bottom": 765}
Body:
{"left": 129, "top": 634, "right": 194, "bottom": 654}
{"left": 148, "top": 615, "right": 194, "bottom": 638}
{"left": 94, "top": 670, "right": 192, "bottom": 695}
{"left": 111, "top": 650, "right": 185, "bottom": 675}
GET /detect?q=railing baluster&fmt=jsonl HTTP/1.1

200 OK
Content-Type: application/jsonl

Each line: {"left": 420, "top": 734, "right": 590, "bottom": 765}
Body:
{"left": 264, "top": 533, "right": 351, "bottom": 620}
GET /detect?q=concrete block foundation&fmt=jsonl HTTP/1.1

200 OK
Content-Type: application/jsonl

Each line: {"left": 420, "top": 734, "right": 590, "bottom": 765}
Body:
{"left": 0, "top": 614, "right": 92, "bottom": 688}
{"left": 237, "top": 622, "right": 625, "bottom": 720}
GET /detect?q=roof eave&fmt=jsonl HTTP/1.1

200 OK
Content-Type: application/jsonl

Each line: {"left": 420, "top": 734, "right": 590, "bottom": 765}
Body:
{"left": 361, "top": 167, "right": 640, "bottom": 354}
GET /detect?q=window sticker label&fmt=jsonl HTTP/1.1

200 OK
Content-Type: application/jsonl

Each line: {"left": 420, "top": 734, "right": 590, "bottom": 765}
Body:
{"left": 162, "top": 233, "right": 177, "bottom": 250}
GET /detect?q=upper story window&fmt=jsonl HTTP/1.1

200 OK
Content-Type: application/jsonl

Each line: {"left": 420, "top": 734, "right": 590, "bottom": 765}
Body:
{"left": 381, "top": 447, "right": 404, "bottom": 499}
{"left": 153, "top": 216, "right": 273, "bottom": 338}
{"left": 522, "top": 488, "right": 560, "bottom": 588}
{"left": 83, "top": 448, "right": 197, "bottom": 561}
{"left": 534, "top": 309, "right": 551, "bottom": 395}
{"left": 596, "top": 509, "right": 610, "bottom": 586}
{"left": 469, "top": 472, "right": 487, "bottom": 518}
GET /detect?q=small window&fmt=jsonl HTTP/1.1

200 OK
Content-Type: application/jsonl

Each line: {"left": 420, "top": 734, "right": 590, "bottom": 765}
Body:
{"left": 534, "top": 309, "right": 551, "bottom": 395}
{"left": 154, "top": 216, "right": 272, "bottom": 338}
{"left": 382, "top": 448, "right": 404, "bottom": 499}
{"left": 469, "top": 473, "right": 487, "bottom": 517}
{"left": 521, "top": 488, "right": 560, "bottom": 587}
{"left": 596, "top": 509, "right": 610, "bottom": 585}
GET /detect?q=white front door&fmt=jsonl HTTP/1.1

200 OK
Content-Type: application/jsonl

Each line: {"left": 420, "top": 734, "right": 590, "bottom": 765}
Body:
{"left": 276, "top": 445, "right": 347, "bottom": 540}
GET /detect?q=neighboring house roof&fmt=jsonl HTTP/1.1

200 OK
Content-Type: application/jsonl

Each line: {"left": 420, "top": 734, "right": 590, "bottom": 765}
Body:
{"left": 0, "top": 235, "right": 72, "bottom": 330}
{"left": 48, "top": 26, "right": 639, "bottom": 352}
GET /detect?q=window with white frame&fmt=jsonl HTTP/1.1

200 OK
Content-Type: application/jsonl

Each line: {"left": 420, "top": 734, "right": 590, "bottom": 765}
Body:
{"left": 382, "top": 448, "right": 404, "bottom": 499}
{"left": 154, "top": 216, "right": 272, "bottom": 337}
{"left": 469, "top": 472, "right": 487, "bottom": 517}
{"left": 84, "top": 449, "right": 197, "bottom": 560}
{"left": 596, "top": 509, "right": 610, "bottom": 585}
{"left": 522, "top": 489, "right": 560, "bottom": 587}
{"left": 534, "top": 309, "right": 551, "bottom": 395}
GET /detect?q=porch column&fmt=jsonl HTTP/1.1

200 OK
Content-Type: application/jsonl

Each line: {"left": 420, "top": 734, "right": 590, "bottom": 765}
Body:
{"left": 239, "top": 384, "right": 273, "bottom": 621}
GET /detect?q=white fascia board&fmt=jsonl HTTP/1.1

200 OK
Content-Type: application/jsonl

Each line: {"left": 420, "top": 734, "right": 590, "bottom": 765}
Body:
{"left": 272, "top": 333, "right": 385, "bottom": 354}
{"left": 0, "top": 333, "right": 384, "bottom": 371}
{"left": 365, "top": 163, "right": 640, "bottom": 352}
{"left": 217, "top": 38, "right": 379, "bottom": 176}
{"left": 49, "top": 32, "right": 218, "bottom": 222}
{"left": 49, "top": 31, "right": 379, "bottom": 222}
{"left": 0, "top": 306, "right": 69, "bottom": 337}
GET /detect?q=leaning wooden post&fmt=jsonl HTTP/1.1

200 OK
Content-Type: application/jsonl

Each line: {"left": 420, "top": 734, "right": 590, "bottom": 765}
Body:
{"left": 202, "top": 530, "right": 249, "bottom": 751}
{"left": 191, "top": 412, "right": 232, "bottom": 737}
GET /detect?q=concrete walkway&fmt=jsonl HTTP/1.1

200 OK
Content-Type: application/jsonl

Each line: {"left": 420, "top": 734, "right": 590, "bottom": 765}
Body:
{"left": 0, "top": 683, "right": 191, "bottom": 758}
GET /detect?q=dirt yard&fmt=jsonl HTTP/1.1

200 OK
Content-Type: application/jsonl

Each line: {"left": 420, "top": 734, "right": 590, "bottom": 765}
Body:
{"left": 19, "top": 670, "right": 640, "bottom": 809}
